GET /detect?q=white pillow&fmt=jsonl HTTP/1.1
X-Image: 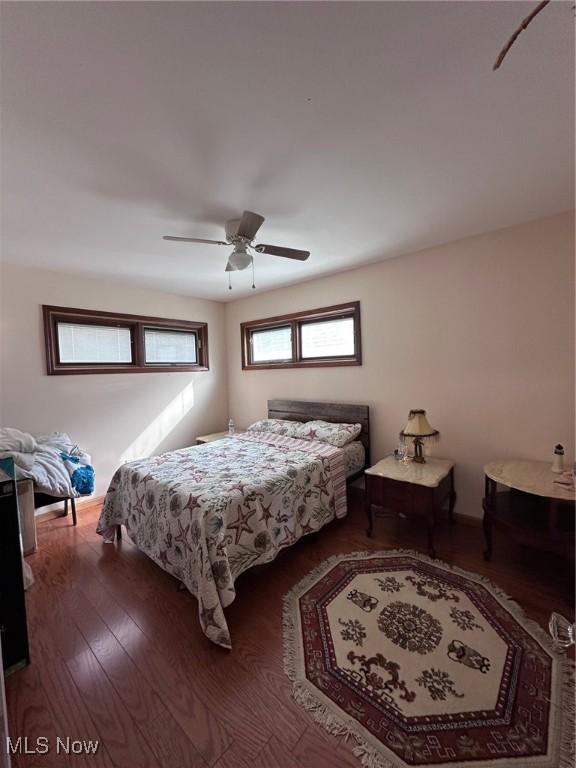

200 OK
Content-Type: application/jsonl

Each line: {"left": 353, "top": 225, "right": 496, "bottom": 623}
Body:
{"left": 246, "top": 419, "right": 303, "bottom": 438}
{"left": 296, "top": 420, "right": 362, "bottom": 448}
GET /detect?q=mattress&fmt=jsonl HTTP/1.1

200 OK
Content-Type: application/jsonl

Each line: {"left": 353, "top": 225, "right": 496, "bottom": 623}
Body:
{"left": 343, "top": 440, "right": 365, "bottom": 476}
{"left": 97, "top": 431, "right": 347, "bottom": 648}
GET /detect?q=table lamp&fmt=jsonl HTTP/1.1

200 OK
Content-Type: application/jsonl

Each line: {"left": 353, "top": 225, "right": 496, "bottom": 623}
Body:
{"left": 400, "top": 409, "right": 439, "bottom": 464}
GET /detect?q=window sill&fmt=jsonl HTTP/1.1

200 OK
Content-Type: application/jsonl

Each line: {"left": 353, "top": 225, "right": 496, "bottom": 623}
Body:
{"left": 47, "top": 364, "right": 209, "bottom": 376}
{"left": 242, "top": 359, "right": 361, "bottom": 371}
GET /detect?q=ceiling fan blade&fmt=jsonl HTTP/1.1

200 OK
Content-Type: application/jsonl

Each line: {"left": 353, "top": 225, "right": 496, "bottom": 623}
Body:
{"left": 255, "top": 244, "right": 310, "bottom": 261}
{"left": 225, "top": 219, "right": 240, "bottom": 241}
{"left": 236, "top": 210, "right": 265, "bottom": 240}
{"left": 163, "top": 236, "right": 228, "bottom": 245}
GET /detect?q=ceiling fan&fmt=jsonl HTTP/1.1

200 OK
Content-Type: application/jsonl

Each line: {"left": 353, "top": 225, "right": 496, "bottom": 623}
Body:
{"left": 163, "top": 211, "right": 310, "bottom": 288}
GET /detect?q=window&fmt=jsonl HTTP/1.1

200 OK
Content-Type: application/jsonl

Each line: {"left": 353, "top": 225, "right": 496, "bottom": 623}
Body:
{"left": 43, "top": 306, "right": 208, "bottom": 375}
{"left": 251, "top": 326, "right": 293, "bottom": 364}
{"left": 57, "top": 323, "right": 133, "bottom": 364}
{"left": 241, "top": 301, "right": 361, "bottom": 369}
{"left": 300, "top": 317, "right": 355, "bottom": 359}
{"left": 144, "top": 328, "right": 197, "bottom": 364}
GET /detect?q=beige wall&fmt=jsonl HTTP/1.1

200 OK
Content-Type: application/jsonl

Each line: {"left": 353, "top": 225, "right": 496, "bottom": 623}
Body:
{"left": 0, "top": 265, "right": 228, "bottom": 495}
{"left": 1, "top": 212, "right": 573, "bottom": 515}
{"left": 225, "top": 212, "right": 575, "bottom": 519}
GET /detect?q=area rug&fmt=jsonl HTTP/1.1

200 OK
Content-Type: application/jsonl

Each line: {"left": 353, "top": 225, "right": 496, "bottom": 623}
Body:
{"left": 283, "top": 550, "right": 574, "bottom": 768}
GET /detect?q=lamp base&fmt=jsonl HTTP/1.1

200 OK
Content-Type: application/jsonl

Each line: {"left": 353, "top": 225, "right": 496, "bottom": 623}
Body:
{"left": 413, "top": 438, "right": 426, "bottom": 464}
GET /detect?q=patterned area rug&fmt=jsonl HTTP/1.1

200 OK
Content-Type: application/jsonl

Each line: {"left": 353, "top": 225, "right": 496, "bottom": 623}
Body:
{"left": 283, "top": 550, "right": 574, "bottom": 768}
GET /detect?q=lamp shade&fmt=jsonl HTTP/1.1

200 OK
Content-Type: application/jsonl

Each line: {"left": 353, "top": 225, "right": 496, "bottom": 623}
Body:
{"left": 400, "top": 409, "right": 438, "bottom": 438}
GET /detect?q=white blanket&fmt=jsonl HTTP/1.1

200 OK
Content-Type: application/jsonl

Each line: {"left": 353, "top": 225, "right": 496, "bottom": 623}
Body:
{"left": 0, "top": 428, "right": 91, "bottom": 497}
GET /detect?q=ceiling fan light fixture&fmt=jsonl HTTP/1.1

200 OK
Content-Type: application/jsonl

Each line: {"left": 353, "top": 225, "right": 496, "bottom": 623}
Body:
{"left": 226, "top": 244, "right": 253, "bottom": 272}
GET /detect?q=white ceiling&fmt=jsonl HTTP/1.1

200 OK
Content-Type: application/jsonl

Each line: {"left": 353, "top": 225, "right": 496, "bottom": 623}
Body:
{"left": 1, "top": 1, "right": 573, "bottom": 301}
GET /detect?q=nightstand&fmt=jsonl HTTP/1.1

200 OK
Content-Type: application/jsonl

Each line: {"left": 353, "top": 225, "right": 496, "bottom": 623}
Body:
{"left": 365, "top": 456, "right": 456, "bottom": 558}
{"left": 195, "top": 431, "right": 230, "bottom": 445}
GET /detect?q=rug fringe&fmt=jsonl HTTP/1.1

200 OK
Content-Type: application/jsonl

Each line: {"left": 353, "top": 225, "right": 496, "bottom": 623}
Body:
{"left": 293, "top": 682, "right": 399, "bottom": 768}
{"left": 282, "top": 550, "right": 355, "bottom": 681}
{"left": 559, "top": 667, "right": 575, "bottom": 768}
{"left": 282, "top": 594, "right": 300, "bottom": 683}
{"left": 283, "top": 547, "right": 575, "bottom": 768}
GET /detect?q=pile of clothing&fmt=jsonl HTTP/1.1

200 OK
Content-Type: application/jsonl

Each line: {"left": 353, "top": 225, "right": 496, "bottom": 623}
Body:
{"left": 0, "top": 428, "right": 94, "bottom": 497}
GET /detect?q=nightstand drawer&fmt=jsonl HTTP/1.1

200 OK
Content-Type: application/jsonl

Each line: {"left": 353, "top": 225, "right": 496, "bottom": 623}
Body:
{"left": 369, "top": 476, "right": 412, "bottom": 516}
{"left": 386, "top": 482, "right": 413, "bottom": 517}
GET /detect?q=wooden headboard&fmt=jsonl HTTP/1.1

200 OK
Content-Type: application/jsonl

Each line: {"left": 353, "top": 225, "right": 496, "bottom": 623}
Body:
{"left": 267, "top": 399, "right": 370, "bottom": 467}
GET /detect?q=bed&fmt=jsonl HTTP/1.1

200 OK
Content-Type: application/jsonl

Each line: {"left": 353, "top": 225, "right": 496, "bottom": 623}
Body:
{"left": 97, "top": 399, "right": 370, "bottom": 648}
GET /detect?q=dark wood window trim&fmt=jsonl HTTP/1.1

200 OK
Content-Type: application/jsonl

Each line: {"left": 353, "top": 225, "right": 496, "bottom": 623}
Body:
{"left": 240, "top": 301, "right": 361, "bottom": 370}
{"left": 43, "top": 305, "right": 209, "bottom": 375}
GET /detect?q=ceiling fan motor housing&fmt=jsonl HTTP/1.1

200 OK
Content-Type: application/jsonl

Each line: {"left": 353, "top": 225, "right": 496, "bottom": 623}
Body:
{"left": 225, "top": 218, "right": 241, "bottom": 242}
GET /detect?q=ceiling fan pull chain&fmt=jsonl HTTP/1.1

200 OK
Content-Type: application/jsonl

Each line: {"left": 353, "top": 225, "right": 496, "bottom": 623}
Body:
{"left": 228, "top": 272, "right": 232, "bottom": 291}
{"left": 252, "top": 259, "right": 256, "bottom": 290}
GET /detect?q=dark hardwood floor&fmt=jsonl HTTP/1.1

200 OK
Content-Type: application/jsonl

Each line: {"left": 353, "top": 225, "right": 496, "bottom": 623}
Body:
{"left": 5, "top": 489, "right": 574, "bottom": 768}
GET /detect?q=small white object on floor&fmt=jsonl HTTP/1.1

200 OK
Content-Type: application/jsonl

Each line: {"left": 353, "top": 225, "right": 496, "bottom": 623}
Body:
{"left": 549, "top": 612, "right": 575, "bottom": 650}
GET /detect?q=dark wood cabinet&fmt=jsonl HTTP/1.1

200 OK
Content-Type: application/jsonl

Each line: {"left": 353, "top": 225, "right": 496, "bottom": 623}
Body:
{"left": 365, "top": 457, "right": 456, "bottom": 558}
{"left": 0, "top": 475, "right": 30, "bottom": 674}
{"left": 482, "top": 460, "right": 575, "bottom": 563}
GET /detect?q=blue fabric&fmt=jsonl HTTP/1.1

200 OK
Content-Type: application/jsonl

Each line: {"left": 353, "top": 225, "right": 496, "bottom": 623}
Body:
{"left": 61, "top": 452, "right": 80, "bottom": 464}
{"left": 60, "top": 451, "right": 95, "bottom": 495}
{"left": 71, "top": 465, "right": 95, "bottom": 495}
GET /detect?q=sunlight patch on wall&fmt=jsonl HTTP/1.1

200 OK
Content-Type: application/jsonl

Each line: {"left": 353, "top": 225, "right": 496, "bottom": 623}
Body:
{"left": 120, "top": 380, "right": 196, "bottom": 463}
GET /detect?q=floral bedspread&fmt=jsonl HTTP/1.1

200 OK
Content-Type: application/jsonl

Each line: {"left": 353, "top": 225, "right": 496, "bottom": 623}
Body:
{"left": 97, "top": 432, "right": 346, "bottom": 648}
